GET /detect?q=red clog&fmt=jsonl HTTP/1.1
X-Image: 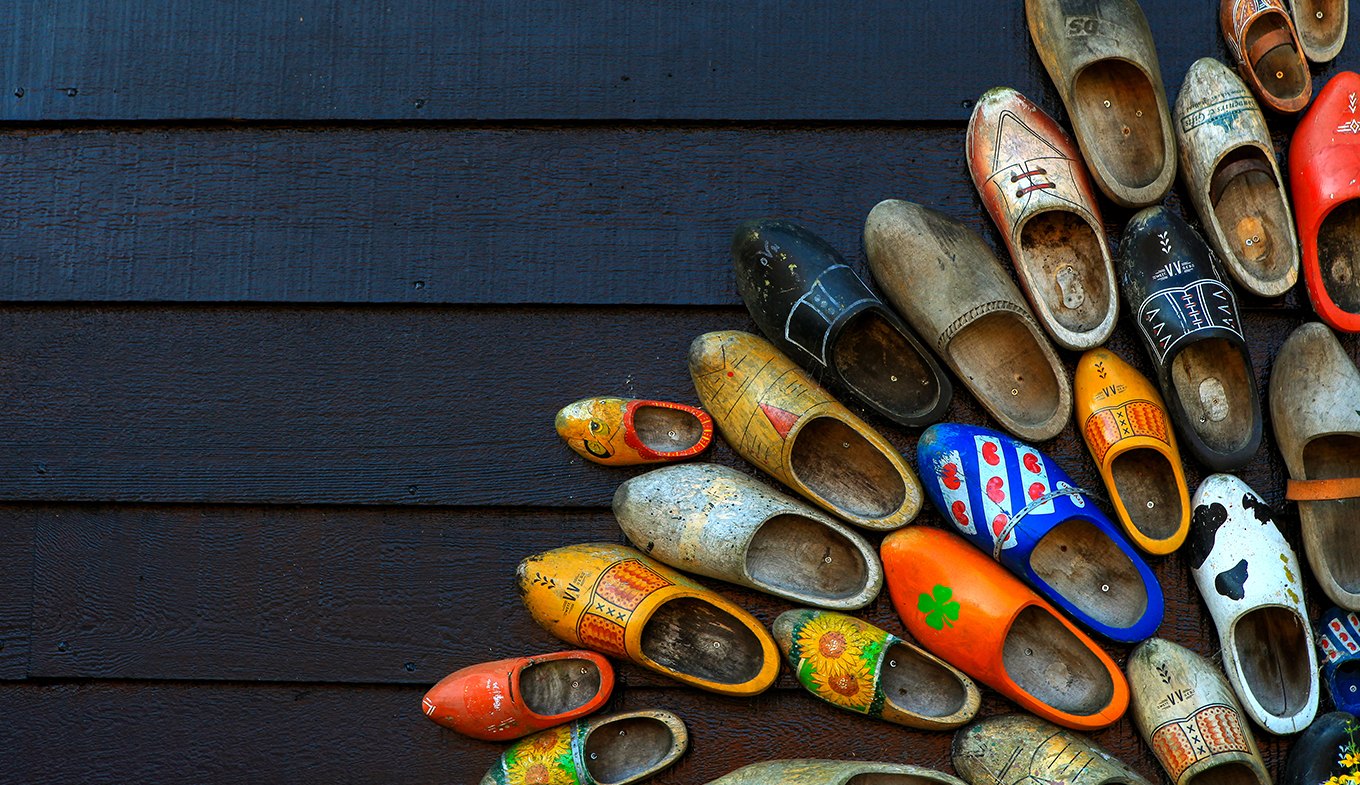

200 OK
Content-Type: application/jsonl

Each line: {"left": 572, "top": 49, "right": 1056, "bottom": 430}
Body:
{"left": 421, "top": 651, "right": 614, "bottom": 741}
{"left": 1290, "top": 71, "right": 1360, "bottom": 332}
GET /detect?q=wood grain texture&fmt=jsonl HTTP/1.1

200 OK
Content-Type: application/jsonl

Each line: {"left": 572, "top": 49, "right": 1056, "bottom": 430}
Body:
{"left": 0, "top": 511, "right": 33, "bottom": 680}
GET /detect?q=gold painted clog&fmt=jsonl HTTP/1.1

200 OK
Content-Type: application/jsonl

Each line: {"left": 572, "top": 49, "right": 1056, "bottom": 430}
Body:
{"left": 555, "top": 397, "right": 713, "bottom": 466}
{"left": 705, "top": 760, "right": 967, "bottom": 785}
{"left": 1074, "top": 348, "right": 1190, "bottom": 554}
{"left": 516, "top": 543, "right": 780, "bottom": 697}
{"left": 688, "top": 330, "right": 922, "bottom": 530}
{"left": 952, "top": 714, "right": 1154, "bottom": 785}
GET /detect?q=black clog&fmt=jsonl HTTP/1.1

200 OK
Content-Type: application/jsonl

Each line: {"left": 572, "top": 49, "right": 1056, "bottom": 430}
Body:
{"left": 1283, "top": 712, "right": 1358, "bottom": 785}
{"left": 732, "top": 218, "right": 952, "bottom": 427}
{"left": 1117, "top": 207, "right": 1263, "bottom": 471}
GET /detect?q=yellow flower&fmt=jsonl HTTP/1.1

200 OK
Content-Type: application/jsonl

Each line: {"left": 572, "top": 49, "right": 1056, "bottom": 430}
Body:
{"left": 1342, "top": 751, "right": 1360, "bottom": 768}
{"left": 810, "top": 655, "right": 877, "bottom": 712}
{"left": 503, "top": 726, "right": 577, "bottom": 785}
{"left": 795, "top": 613, "right": 870, "bottom": 677}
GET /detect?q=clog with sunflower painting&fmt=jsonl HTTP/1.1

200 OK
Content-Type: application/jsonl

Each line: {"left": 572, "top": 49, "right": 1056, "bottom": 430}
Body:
{"left": 1284, "top": 712, "right": 1360, "bottom": 785}
{"left": 772, "top": 609, "right": 980, "bottom": 730}
{"left": 555, "top": 397, "right": 714, "bottom": 466}
{"left": 479, "top": 709, "right": 687, "bottom": 785}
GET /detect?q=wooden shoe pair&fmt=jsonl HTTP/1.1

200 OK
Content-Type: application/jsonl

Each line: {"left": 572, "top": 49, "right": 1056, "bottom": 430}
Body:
{"left": 479, "top": 710, "right": 687, "bottom": 785}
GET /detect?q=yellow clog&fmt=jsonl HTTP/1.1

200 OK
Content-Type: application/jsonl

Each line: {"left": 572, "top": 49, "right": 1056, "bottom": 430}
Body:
{"left": 516, "top": 543, "right": 780, "bottom": 697}
{"left": 1074, "top": 349, "right": 1190, "bottom": 554}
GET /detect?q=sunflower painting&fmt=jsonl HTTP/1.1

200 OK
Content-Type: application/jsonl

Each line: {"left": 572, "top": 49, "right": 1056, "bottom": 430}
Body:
{"left": 1326, "top": 719, "right": 1360, "bottom": 785}
{"left": 786, "top": 610, "right": 892, "bottom": 716}
{"left": 486, "top": 722, "right": 587, "bottom": 785}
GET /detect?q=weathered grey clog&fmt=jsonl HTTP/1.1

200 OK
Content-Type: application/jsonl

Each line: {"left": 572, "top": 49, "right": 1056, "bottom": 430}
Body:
{"left": 705, "top": 760, "right": 967, "bottom": 785}
{"left": 1289, "top": 0, "right": 1347, "bottom": 62}
{"left": 613, "top": 463, "right": 883, "bottom": 609}
{"left": 479, "top": 710, "right": 687, "bottom": 785}
{"left": 952, "top": 713, "right": 1153, "bottom": 785}
{"left": 1174, "top": 58, "right": 1299, "bottom": 297}
{"left": 1270, "top": 322, "right": 1360, "bottom": 611}
{"left": 863, "top": 200, "right": 1072, "bottom": 442}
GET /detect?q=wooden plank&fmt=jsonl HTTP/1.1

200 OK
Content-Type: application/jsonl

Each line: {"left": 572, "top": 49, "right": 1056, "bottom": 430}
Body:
{"left": 0, "top": 506, "right": 34, "bottom": 679}
{"left": 0, "top": 680, "right": 1296, "bottom": 784}
{"left": 0, "top": 0, "right": 1231, "bottom": 123}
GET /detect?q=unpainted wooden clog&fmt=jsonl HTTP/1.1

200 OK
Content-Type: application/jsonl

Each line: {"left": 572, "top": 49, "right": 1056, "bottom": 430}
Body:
{"left": 478, "top": 709, "right": 687, "bottom": 785}
{"left": 1318, "top": 609, "right": 1360, "bottom": 714}
{"left": 732, "top": 218, "right": 952, "bottom": 426}
{"left": 881, "top": 526, "right": 1129, "bottom": 731}
{"left": 1288, "top": 0, "right": 1347, "bottom": 62}
{"left": 1118, "top": 206, "right": 1262, "bottom": 471}
{"left": 1174, "top": 58, "right": 1300, "bottom": 297}
{"left": 917, "top": 422, "right": 1163, "bottom": 642}
{"left": 1127, "top": 638, "right": 1269, "bottom": 785}
{"left": 613, "top": 463, "right": 882, "bottom": 610}
{"left": 422, "top": 651, "right": 614, "bottom": 741}
{"left": 1290, "top": 71, "right": 1360, "bottom": 332}
{"left": 516, "top": 543, "right": 779, "bottom": 696}
{"left": 1282, "top": 711, "right": 1360, "bottom": 785}
{"left": 863, "top": 200, "right": 1072, "bottom": 442}
{"left": 704, "top": 760, "right": 968, "bottom": 785}
{"left": 952, "top": 713, "right": 1154, "bottom": 785}
{"left": 772, "top": 608, "right": 981, "bottom": 730}
{"left": 688, "top": 330, "right": 922, "bottom": 530}
{"left": 555, "top": 397, "right": 713, "bottom": 466}
{"left": 1270, "top": 322, "right": 1360, "bottom": 610}
{"left": 966, "top": 86, "right": 1118, "bottom": 351}
{"left": 1189, "top": 474, "right": 1318, "bottom": 734}
{"left": 1222, "top": 0, "right": 1312, "bottom": 114}
{"left": 1025, "top": 0, "right": 1176, "bottom": 207}
{"left": 1075, "top": 348, "right": 1190, "bottom": 554}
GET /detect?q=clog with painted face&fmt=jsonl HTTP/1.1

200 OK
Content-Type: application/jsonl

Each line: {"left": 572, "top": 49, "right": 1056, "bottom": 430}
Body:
{"left": 555, "top": 396, "right": 713, "bottom": 466}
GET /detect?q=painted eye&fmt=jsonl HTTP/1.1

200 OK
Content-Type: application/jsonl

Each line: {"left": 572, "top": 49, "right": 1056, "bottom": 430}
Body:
{"left": 589, "top": 421, "right": 601, "bottom": 432}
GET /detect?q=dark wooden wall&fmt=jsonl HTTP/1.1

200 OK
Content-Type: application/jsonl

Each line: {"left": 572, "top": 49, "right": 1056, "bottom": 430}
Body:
{"left": 1, "top": 1, "right": 1357, "bottom": 782}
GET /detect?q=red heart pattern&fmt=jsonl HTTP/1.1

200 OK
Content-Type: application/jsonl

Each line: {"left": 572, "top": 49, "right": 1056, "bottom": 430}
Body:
{"left": 986, "top": 476, "right": 1005, "bottom": 503}
{"left": 941, "top": 463, "right": 961, "bottom": 490}
{"left": 1029, "top": 482, "right": 1045, "bottom": 500}
{"left": 1023, "top": 453, "right": 1040, "bottom": 474}
{"left": 951, "top": 500, "right": 969, "bottom": 527}
{"left": 992, "top": 513, "right": 1008, "bottom": 535}
{"left": 982, "top": 441, "right": 1000, "bottom": 465}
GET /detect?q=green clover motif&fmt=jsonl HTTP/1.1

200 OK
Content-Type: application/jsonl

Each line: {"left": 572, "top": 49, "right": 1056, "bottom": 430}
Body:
{"left": 918, "top": 584, "right": 960, "bottom": 630}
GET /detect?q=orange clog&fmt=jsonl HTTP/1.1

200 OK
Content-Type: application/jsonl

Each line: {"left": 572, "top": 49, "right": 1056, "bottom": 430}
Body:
{"left": 516, "top": 543, "right": 780, "bottom": 697}
{"left": 1074, "top": 349, "right": 1191, "bottom": 554}
{"left": 555, "top": 397, "right": 714, "bottom": 466}
{"left": 880, "top": 526, "right": 1128, "bottom": 731}
{"left": 421, "top": 651, "right": 614, "bottom": 741}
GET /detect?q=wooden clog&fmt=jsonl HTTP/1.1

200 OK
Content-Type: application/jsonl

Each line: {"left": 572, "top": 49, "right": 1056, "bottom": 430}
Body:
{"left": 966, "top": 87, "right": 1118, "bottom": 351}
{"left": 705, "top": 760, "right": 967, "bottom": 785}
{"left": 1075, "top": 348, "right": 1190, "bottom": 554}
{"left": 1291, "top": 72, "right": 1360, "bottom": 333}
{"left": 516, "top": 543, "right": 779, "bottom": 696}
{"left": 555, "top": 397, "right": 713, "bottom": 466}
{"left": 1270, "top": 322, "right": 1360, "bottom": 610}
{"left": 1118, "top": 206, "right": 1262, "bottom": 471}
{"left": 771, "top": 608, "right": 981, "bottom": 730}
{"left": 917, "top": 422, "right": 1163, "bottom": 642}
{"left": 1174, "top": 58, "right": 1300, "bottom": 297}
{"left": 1127, "top": 638, "right": 1269, "bottom": 785}
{"left": 1025, "top": 0, "right": 1175, "bottom": 207}
{"left": 688, "top": 330, "right": 922, "bottom": 530}
{"left": 1289, "top": 0, "right": 1347, "bottom": 62}
{"left": 1318, "top": 609, "right": 1360, "bottom": 714}
{"left": 613, "top": 463, "right": 883, "bottom": 610}
{"left": 952, "top": 713, "right": 1154, "bottom": 785}
{"left": 1283, "top": 712, "right": 1359, "bottom": 785}
{"left": 1189, "top": 474, "right": 1319, "bottom": 734}
{"left": 1222, "top": 0, "right": 1312, "bottom": 114}
{"left": 881, "top": 526, "right": 1128, "bottom": 731}
{"left": 863, "top": 200, "right": 1072, "bottom": 441}
{"left": 478, "top": 709, "right": 687, "bottom": 785}
{"left": 422, "top": 651, "right": 614, "bottom": 740}
{"left": 732, "top": 218, "right": 952, "bottom": 427}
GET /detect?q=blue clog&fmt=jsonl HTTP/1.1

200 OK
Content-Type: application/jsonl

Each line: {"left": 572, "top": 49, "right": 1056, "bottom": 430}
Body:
{"left": 1319, "top": 608, "right": 1360, "bottom": 714}
{"left": 917, "top": 423, "right": 1163, "bottom": 642}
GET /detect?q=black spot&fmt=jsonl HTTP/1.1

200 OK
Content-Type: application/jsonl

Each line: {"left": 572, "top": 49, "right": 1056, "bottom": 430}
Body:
{"left": 1240, "top": 492, "right": 1274, "bottom": 525}
{"left": 1215, "top": 559, "right": 1249, "bottom": 601}
{"left": 1188, "top": 502, "right": 1229, "bottom": 569}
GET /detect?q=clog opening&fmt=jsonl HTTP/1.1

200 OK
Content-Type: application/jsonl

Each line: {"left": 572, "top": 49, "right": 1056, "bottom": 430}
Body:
{"left": 632, "top": 405, "right": 706, "bottom": 454}
{"left": 1184, "top": 761, "right": 1263, "bottom": 785}
{"left": 834, "top": 310, "right": 939, "bottom": 421}
{"left": 1002, "top": 605, "right": 1115, "bottom": 715}
{"left": 1071, "top": 60, "right": 1164, "bottom": 190}
{"left": 1210, "top": 148, "right": 1292, "bottom": 286}
{"left": 747, "top": 514, "right": 869, "bottom": 600}
{"left": 789, "top": 417, "right": 906, "bottom": 519}
{"left": 641, "top": 597, "right": 766, "bottom": 685}
{"left": 1246, "top": 15, "right": 1307, "bottom": 102}
{"left": 1232, "top": 607, "right": 1312, "bottom": 718}
{"left": 1029, "top": 519, "right": 1148, "bottom": 629}
{"left": 1017, "top": 211, "right": 1110, "bottom": 334}
{"left": 1110, "top": 449, "right": 1183, "bottom": 541}
{"left": 1316, "top": 200, "right": 1360, "bottom": 314}
{"left": 880, "top": 642, "right": 969, "bottom": 719}
{"left": 947, "top": 311, "right": 1060, "bottom": 428}
{"left": 1302, "top": 434, "right": 1360, "bottom": 592}
{"left": 1294, "top": 0, "right": 1345, "bottom": 54}
{"left": 583, "top": 715, "right": 676, "bottom": 783}
{"left": 1169, "top": 340, "right": 1255, "bottom": 454}
{"left": 520, "top": 658, "right": 603, "bottom": 717}
{"left": 845, "top": 775, "right": 943, "bottom": 785}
